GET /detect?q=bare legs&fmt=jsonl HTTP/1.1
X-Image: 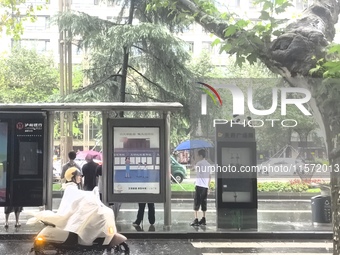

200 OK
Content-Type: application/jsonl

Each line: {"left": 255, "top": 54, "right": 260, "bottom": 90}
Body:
{"left": 15, "top": 211, "right": 21, "bottom": 227}
{"left": 4, "top": 211, "right": 21, "bottom": 228}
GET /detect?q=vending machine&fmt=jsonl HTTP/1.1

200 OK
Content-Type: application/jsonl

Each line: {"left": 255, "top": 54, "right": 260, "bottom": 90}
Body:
{"left": 215, "top": 122, "right": 257, "bottom": 229}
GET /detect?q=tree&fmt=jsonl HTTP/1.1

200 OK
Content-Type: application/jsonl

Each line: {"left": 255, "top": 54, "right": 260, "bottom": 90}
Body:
{"left": 149, "top": 0, "right": 340, "bottom": 252}
{"left": 0, "top": 47, "right": 59, "bottom": 102}
{"left": 56, "top": 12, "right": 194, "bottom": 110}
{"left": 0, "top": 0, "right": 46, "bottom": 40}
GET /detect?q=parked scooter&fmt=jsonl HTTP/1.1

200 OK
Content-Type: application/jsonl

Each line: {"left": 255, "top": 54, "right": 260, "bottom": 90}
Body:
{"left": 29, "top": 220, "right": 129, "bottom": 254}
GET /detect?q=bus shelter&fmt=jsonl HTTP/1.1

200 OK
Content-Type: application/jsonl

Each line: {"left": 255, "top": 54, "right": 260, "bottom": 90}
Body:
{"left": 0, "top": 102, "right": 182, "bottom": 228}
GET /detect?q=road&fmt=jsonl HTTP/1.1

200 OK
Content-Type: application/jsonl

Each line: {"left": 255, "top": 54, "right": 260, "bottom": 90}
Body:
{"left": 0, "top": 239, "right": 332, "bottom": 255}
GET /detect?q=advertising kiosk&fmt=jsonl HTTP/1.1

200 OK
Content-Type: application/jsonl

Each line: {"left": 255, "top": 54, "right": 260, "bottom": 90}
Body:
{"left": 0, "top": 113, "right": 46, "bottom": 207}
{"left": 215, "top": 122, "right": 257, "bottom": 229}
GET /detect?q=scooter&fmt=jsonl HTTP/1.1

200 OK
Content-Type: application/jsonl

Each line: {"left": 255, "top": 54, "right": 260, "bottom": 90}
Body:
{"left": 29, "top": 220, "right": 129, "bottom": 255}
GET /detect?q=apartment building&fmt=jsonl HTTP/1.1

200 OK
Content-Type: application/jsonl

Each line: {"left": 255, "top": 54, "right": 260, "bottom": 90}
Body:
{"left": 0, "top": 0, "right": 316, "bottom": 64}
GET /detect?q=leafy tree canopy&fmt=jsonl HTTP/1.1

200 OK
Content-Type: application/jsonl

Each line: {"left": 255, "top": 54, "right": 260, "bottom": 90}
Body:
{"left": 0, "top": 0, "right": 47, "bottom": 40}
{"left": 0, "top": 47, "right": 59, "bottom": 102}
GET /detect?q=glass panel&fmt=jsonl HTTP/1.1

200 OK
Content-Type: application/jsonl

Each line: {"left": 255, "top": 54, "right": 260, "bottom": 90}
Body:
{"left": 19, "top": 141, "right": 39, "bottom": 175}
{"left": 0, "top": 123, "right": 8, "bottom": 202}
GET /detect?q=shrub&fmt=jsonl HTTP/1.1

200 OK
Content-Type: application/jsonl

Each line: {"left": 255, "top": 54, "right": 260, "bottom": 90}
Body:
{"left": 258, "top": 181, "right": 309, "bottom": 192}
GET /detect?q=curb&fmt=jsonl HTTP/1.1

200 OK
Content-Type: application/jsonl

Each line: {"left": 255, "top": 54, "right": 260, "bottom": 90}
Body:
{"left": 52, "top": 191, "right": 320, "bottom": 199}
{"left": 0, "top": 231, "right": 332, "bottom": 241}
{"left": 123, "top": 231, "right": 332, "bottom": 240}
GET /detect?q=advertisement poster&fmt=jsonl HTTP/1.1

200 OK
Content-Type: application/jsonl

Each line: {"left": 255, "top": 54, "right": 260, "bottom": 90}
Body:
{"left": 0, "top": 123, "right": 7, "bottom": 202}
{"left": 113, "top": 127, "right": 160, "bottom": 194}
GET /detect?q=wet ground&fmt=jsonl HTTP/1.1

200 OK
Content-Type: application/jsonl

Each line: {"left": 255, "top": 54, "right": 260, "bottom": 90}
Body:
{"left": 0, "top": 198, "right": 331, "bottom": 238}
{"left": 0, "top": 239, "right": 332, "bottom": 255}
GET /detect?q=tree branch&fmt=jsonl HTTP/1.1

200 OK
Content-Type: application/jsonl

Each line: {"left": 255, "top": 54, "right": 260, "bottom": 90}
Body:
{"left": 126, "top": 92, "right": 163, "bottom": 102}
{"left": 173, "top": 0, "right": 227, "bottom": 38}
{"left": 73, "top": 74, "right": 122, "bottom": 93}
{"left": 270, "top": 0, "right": 340, "bottom": 76}
{"left": 171, "top": 0, "right": 340, "bottom": 77}
{"left": 127, "top": 64, "right": 170, "bottom": 95}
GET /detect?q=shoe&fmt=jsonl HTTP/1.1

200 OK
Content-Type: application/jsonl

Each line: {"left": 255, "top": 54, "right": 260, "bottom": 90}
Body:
{"left": 132, "top": 221, "right": 140, "bottom": 227}
{"left": 190, "top": 218, "right": 199, "bottom": 226}
{"left": 15, "top": 223, "right": 21, "bottom": 228}
{"left": 148, "top": 224, "right": 155, "bottom": 232}
{"left": 198, "top": 217, "right": 206, "bottom": 226}
{"left": 134, "top": 225, "right": 143, "bottom": 232}
{"left": 4, "top": 224, "right": 8, "bottom": 229}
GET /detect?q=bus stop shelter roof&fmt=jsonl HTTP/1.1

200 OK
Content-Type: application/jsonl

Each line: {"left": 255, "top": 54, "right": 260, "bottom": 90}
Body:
{"left": 0, "top": 102, "right": 183, "bottom": 112}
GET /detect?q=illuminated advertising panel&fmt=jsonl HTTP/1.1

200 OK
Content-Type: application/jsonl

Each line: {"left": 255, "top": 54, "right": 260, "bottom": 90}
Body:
{"left": 113, "top": 127, "right": 160, "bottom": 194}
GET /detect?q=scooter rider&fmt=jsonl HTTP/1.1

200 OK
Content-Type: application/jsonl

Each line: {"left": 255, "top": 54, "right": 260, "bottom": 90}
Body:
{"left": 28, "top": 167, "right": 126, "bottom": 247}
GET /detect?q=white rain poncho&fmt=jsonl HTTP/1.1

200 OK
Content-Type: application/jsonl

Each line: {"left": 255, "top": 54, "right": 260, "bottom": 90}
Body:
{"left": 27, "top": 183, "right": 116, "bottom": 245}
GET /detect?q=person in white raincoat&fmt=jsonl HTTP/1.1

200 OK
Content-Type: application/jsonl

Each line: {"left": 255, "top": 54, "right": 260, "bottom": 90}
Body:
{"left": 27, "top": 167, "right": 117, "bottom": 245}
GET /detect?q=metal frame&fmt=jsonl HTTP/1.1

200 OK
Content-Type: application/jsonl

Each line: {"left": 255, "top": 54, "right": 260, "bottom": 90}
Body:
{"left": 0, "top": 102, "right": 182, "bottom": 112}
{"left": 0, "top": 103, "right": 181, "bottom": 226}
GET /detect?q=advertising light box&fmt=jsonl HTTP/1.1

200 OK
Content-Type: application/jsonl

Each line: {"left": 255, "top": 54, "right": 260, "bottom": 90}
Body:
{"left": 108, "top": 119, "right": 165, "bottom": 203}
{"left": 113, "top": 127, "right": 160, "bottom": 194}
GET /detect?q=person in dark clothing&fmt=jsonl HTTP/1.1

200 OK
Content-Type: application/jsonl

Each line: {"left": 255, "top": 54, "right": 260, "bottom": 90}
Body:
{"left": 95, "top": 164, "right": 103, "bottom": 201}
{"left": 82, "top": 154, "right": 99, "bottom": 191}
{"left": 4, "top": 206, "right": 22, "bottom": 228}
{"left": 61, "top": 151, "right": 81, "bottom": 181}
{"left": 132, "top": 203, "right": 155, "bottom": 227}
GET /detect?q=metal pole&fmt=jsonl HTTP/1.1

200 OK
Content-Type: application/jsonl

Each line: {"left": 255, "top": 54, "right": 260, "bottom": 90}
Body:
{"left": 59, "top": 0, "right": 66, "bottom": 164}
{"left": 46, "top": 111, "right": 54, "bottom": 210}
{"left": 119, "top": 0, "right": 135, "bottom": 117}
{"left": 163, "top": 111, "right": 171, "bottom": 229}
{"left": 102, "top": 111, "right": 109, "bottom": 205}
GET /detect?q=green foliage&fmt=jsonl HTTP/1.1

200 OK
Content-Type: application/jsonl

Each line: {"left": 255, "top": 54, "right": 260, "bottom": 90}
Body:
{"left": 171, "top": 183, "right": 195, "bottom": 192}
{"left": 57, "top": 12, "right": 194, "bottom": 104}
{"left": 308, "top": 44, "right": 340, "bottom": 134}
{"left": 0, "top": 0, "right": 47, "bottom": 40}
{"left": 216, "top": 0, "right": 292, "bottom": 67}
{"left": 310, "top": 44, "right": 340, "bottom": 78}
{"left": 257, "top": 181, "right": 305, "bottom": 192}
{"left": 257, "top": 180, "right": 312, "bottom": 192}
{"left": 171, "top": 179, "right": 325, "bottom": 193}
{"left": 0, "top": 48, "right": 59, "bottom": 103}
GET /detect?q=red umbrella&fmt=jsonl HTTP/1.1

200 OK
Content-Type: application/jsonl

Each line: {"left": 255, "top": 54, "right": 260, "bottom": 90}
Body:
{"left": 76, "top": 150, "right": 102, "bottom": 160}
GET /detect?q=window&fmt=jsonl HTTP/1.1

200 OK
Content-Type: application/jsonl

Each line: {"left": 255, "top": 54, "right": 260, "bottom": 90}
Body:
{"left": 24, "top": 16, "right": 49, "bottom": 31}
{"left": 202, "top": 41, "right": 212, "bottom": 53}
{"left": 228, "top": 0, "right": 240, "bottom": 7}
{"left": 12, "top": 39, "right": 50, "bottom": 53}
{"left": 72, "top": 44, "right": 83, "bottom": 55}
{"left": 184, "top": 41, "right": 194, "bottom": 53}
{"left": 249, "top": 0, "right": 263, "bottom": 9}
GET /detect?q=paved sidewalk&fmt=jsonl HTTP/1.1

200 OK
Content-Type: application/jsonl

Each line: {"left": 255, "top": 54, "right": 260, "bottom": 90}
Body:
{"left": 0, "top": 198, "right": 332, "bottom": 240}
